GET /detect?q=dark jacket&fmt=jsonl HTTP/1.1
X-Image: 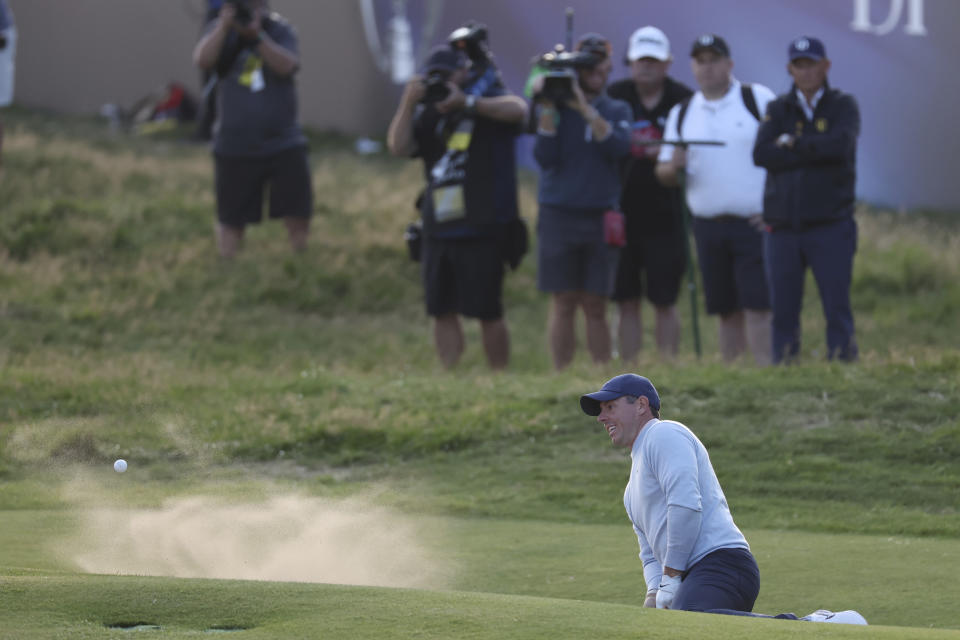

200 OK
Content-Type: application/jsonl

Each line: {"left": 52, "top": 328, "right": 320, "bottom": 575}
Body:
{"left": 534, "top": 94, "right": 632, "bottom": 210}
{"left": 607, "top": 76, "right": 693, "bottom": 234}
{"left": 753, "top": 83, "right": 859, "bottom": 229}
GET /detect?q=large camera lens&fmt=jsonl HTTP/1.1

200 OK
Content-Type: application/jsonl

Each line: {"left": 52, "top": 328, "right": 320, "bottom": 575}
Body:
{"left": 422, "top": 73, "right": 451, "bottom": 104}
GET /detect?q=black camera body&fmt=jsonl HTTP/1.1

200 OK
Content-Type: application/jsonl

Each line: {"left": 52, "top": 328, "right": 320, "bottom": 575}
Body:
{"left": 422, "top": 72, "right": 451, "bottom": 104}
{"left": 448, "top": 22, "right": 490, "bottom": 67}
{"left": 449, "top": 21, "right": 505, "bottom": 97}
{"left": 535, "top": 45, "right": 601, "bottom": 104}
{"left": 226, "top": 0, "right": 255, "bottom": 26}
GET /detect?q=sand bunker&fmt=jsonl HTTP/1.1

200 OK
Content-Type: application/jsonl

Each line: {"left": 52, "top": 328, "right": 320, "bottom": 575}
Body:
{"left": 63, "top": 494, "right": 451, "bottom": 589}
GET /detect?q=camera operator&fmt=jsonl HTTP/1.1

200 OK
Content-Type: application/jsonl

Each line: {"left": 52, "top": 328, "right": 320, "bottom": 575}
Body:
{"left": 0, "top": 0, "right": 15, "bottom": 169}
{"left": 193, "top": 0, "right": 312, "bottom": 258}
{"left": 532, "top": 33, "right": 632, "bottom": 370}
{"left": 387, "top": 44, "right": 528, "bottom": 370}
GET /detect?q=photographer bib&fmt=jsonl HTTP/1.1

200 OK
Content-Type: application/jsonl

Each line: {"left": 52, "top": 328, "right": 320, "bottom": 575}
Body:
{"left": 238, "top": 55, "right": 265, "bottom": 93}
{"left": 426, "top": 118, "right": 474, "bottom": 225}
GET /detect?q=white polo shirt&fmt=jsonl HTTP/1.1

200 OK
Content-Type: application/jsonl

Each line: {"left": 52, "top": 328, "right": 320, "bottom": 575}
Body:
{"left": 658, "top": 79, "right": 775, "bottom": 218}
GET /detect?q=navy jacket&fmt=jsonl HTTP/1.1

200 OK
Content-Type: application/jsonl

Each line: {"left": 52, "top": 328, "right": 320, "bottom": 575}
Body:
{"left": 534, "top": 94, "right": 632, "bottom": 210}
{"left": 753, "top": 84, "right": 859, "bottom": 230}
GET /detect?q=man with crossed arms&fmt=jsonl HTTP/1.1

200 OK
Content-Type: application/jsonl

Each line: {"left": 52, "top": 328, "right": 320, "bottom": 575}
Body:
{"left": 580, "top": 373, "right": 866, "bottom": 624}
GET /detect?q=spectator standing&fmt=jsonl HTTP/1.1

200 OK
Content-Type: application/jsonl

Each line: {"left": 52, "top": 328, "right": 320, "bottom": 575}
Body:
{"left": 655, "top": 34, "right": 774, "bottom": 365}
{"left": 753, "top": 37, "right": 860, "bottom": 363}
{"left": 387, "top": 45, "right": 528, "bottom": 370}
{"left": 0, "top": 0, "right": 16, "bottom": 168}
{"left": 533, "top": 34, "right": 632, "bottom": 370}
{"left": 607, "top": 27, "right": 693, "bottom": 362}
{"left": 193, "top": 0, "right": 313, "bottom": 258}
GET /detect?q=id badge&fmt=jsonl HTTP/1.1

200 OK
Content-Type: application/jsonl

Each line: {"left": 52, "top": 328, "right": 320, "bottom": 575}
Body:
{"left": 250, "top": 68, "right": 265, "bottom": 92}
{"left": 432, "top": 185, "right": 466, "bottom": 223}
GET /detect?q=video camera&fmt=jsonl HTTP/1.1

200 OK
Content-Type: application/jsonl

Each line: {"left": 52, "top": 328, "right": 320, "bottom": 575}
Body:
{"left": 534, "top": 44, "right": 602, "bottom": 104}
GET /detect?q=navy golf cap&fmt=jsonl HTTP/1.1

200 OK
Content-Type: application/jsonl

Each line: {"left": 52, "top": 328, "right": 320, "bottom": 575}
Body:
{"left": 421, "top": 45, "right": 468, "bottom": 74}
{"left": 580, "top": 374, "right": 661, "bottom": 416}
{"left": 690, "top": 33, "right": 730, "bottom": 58}
{"left": 788, "top": 36, "right": 826, "bottom": 62}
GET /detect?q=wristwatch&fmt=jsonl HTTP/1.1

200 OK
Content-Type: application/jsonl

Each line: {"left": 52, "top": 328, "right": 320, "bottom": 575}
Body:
{"left": 464, "top": 94, "right": 478, "bottom": 116}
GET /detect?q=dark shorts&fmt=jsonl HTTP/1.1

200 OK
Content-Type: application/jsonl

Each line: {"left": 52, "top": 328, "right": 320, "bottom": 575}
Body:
{"left": 673, "top": 547, "right": 760, "bottom": 613}
{"left": 422, "top": 234, "right": 505, "bottom": 320}
{"left": 537, "top": 204, "right": 620, "bottom": 296}
{"left": 214, "top": 146, "right": 313, "bottom": 227}
{"left": 692, "top": 216, "right": 770, "bottom": 315}
{"left": 612, "top": 224, "right": 687, "bottom": 306}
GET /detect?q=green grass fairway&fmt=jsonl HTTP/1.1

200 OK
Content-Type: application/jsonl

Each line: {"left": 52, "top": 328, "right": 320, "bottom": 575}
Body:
{"left": 1, "top": 109, "right": 959, "bottom": 638}
{"left": 2, "top": 504, "right": 960, "bottom": 634}
{"left": 9, "top": 574, "right": 955, "bottom": 640}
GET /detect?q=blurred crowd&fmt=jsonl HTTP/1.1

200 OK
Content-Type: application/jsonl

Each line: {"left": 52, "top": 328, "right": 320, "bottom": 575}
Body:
{"left": 187, "top": 2, "right": 860, "bottom": 371}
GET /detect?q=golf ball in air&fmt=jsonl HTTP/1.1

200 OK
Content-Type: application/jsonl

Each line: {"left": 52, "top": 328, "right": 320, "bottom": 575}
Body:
{"left": 114, "top": 459, "right": 128, "bottom": 473}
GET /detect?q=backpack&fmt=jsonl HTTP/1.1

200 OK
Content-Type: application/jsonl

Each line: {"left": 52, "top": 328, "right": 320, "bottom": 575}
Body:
{"left": 675, "top": 84, "right": 761, "bottom": 137}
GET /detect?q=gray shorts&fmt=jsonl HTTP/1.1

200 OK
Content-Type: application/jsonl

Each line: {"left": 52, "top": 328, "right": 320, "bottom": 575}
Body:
{"left": 0, "top": 27, "right": 15, "bottom": 107}
{"left": 536, "top": 204, "right": 620, "bottom": 296}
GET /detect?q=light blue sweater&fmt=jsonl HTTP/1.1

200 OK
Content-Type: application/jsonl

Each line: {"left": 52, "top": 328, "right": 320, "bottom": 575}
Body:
{"left": 624, "top": 419, "right": 750, "bottom": 593}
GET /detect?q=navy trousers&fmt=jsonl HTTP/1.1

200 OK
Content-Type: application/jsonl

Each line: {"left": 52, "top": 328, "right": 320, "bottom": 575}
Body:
{"left": 672, "top": 547, "right": 760, "bottom": 612}
{"left": 763, "top": 218, "right": 858, "bottom": 364}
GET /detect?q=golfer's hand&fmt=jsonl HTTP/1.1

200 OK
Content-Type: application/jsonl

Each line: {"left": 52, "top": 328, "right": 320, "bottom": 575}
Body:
{"left": 644, "top": 590, "right": 658, "bottom": 608}
{"left": 656, "top": 574, "right": 682, "bottom": 609}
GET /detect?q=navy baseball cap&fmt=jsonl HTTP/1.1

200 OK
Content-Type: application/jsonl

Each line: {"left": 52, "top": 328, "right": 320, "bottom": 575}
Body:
{"left": 690, "top": 33, "right": 730, "bottom": 58}
{"left": 580, "top": 374, "right": 661, "bottom": 416}
{"left": 421, "top": 46, "right": 468, "bottom": 74}
{"left": 576, "top": 32, "right": 613, "bottom": 60}
{"left": 788, "top": 36, "right": 826, "bottom": 62}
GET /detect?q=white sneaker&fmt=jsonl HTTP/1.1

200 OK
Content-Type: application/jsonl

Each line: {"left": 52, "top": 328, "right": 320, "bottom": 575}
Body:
{"left": 804, "top": 609, "right": 868, "bottom": 625}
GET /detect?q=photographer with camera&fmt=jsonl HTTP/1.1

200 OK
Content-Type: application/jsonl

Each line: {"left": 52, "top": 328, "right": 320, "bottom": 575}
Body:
{"left": 193, "top": 0, "right": 312, "bottom": 258}
{"left": 532, "top": 33, "right": 632, "bottom": 371}
{"left": 387, "top": 40, "right": 528, "bottom": 371}
{"left": 0, "top": 0, "right": 15, "bottom": 169}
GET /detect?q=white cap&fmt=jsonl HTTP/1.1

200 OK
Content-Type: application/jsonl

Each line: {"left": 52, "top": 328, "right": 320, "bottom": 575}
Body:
{"left": 626, "top": 26, "right": 670, "bottom": 61}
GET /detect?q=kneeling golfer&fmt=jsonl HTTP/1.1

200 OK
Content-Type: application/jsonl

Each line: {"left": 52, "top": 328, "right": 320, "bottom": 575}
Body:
{"left": 580, "top": 374, "right": 867, "bottom": 624}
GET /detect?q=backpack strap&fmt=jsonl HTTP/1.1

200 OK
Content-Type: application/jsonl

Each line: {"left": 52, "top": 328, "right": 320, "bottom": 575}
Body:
{"left": 740, "top": 83, "right": 761, "bottom": 121}
{"left": 677, "top": 84, "right": 760, "bottom": 136}
{"left": 675, "top": 96, "right": 693, "bottom": 138}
